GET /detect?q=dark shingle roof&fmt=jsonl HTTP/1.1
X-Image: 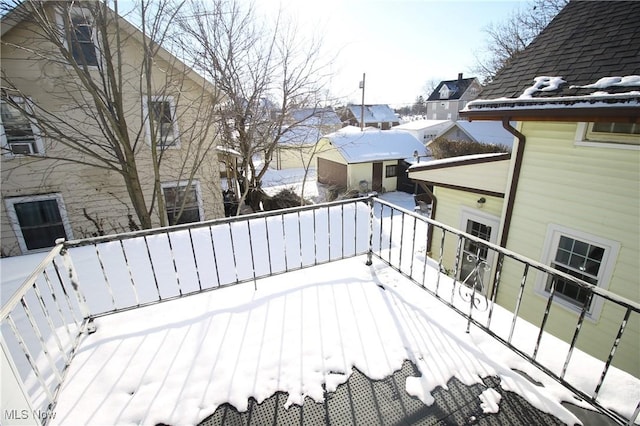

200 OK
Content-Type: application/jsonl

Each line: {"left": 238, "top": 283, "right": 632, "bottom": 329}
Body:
{"left": 427, "top": 77, "right": 477, "bottom": 101}
{"left": 479, "top": 1, "right": 640, "bottom": 100}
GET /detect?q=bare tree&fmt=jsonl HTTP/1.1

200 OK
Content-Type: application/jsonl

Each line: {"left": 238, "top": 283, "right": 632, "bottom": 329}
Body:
{"left": 177, "top": 0, "right": 332, "bottom": 213}
{"left": 473, "top": 0, "right": 568, "bottom": 83}
{"left": 1, "top": 0, "right": 223, "bottom": 230}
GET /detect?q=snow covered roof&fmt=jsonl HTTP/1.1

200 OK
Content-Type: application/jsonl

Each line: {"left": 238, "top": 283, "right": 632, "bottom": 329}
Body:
{"left": 455, "top": 121, "right": 515, "bottom": 147}
{"left": 345, "top": 104, "right": 399, "bottom": 125}
{"left": 278, "top": 125, "right": 323, "bottom": 145}
{"left": 322, "top": 126, "right": 428, "bottom": 164}
{"left": 409, "top": 152, "right": 510, "bottom": 171}
{"left": 477, "top": 1, "right": 640, "bottom": 100}
{"left": 289, "top": 107, "right": 342, "bottom": 127}
{"left": 393, "top": 119, "right": 452, "bottom": 132}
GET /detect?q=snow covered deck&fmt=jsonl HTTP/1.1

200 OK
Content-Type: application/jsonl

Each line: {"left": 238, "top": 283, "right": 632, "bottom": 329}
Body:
{"left": 2, "top": 197, "right": 638, "bottom": 425}
{"left": 49, "top": 257, "right": 579, "bottom": 425}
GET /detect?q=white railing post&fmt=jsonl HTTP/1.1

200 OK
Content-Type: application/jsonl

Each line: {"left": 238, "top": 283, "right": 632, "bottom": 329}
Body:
{"left": 58, "top": 240, "right": 91, "bottom": 322}
{"left": 366, "top": 196, "right": 374, "bottom": 266}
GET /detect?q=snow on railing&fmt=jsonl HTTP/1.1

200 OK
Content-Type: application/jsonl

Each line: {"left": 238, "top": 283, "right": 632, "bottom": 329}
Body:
{"left": 1, "top": 196, "right": 638, "bottom": 425}
{"left": 370, "top": 197, "right": 640, "bottom": 425}
{"left": 0, "top": 244, "right": 91, "bottom": 423}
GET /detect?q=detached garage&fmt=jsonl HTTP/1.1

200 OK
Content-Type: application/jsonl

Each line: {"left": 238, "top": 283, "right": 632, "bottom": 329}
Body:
{"left": 316, "top": 126, "right": 429, "bottom": 193}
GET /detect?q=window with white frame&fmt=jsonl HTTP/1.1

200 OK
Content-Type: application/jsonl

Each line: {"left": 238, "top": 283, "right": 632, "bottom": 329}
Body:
{"left": 459, "top": 209, "right": 499, "bottom": 293}
{"left": 575, "top": 122, "right": 640, "bottom": 148}
{"left": 5, "top": 194, "right": 73, "bottom": 253}
{"left": 144, "top": 97, "right": 179, "bottom": 148}
{"left": 0, "top": 98, "right": 45, "bottom": 157}
{"left": 538, "top": 225, "right": 619, "bottom": 318}
{"left": 162, "top": 181, "right": 203, "bottom": 225}
{"left": 58, "top": 6, "right": 100, "bottom": 67}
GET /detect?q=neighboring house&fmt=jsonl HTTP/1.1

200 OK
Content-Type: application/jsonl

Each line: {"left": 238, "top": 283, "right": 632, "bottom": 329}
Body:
{"left": 393, "top": 119, "right": 454, "bottom": 144}
{"left": 426, "top": 74, "right": 482, "bottom": 121}
{"left": 316, "top": 126, "right": 428, "bottom": 193}
{"left": 273, "top": 107, "right": 342, "bottom": 170}
{"left": 394, "top": 119, "right": 514, "bottom": 148}
{"left": 339, "top": 104, "right": 399, "bottom": 130}
{"left": 0, "top": 3, "right": 224, "bottom": 256}
{"left": 409, "top": 0, "right": 639, "bottom": 376}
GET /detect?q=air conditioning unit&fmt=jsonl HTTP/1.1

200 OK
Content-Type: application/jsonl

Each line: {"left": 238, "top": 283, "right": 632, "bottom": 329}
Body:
{"left": 9, "top": 142, "right": 37, "bottom": 155}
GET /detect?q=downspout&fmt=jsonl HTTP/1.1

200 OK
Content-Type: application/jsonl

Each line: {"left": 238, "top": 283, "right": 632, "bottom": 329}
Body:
{"left": 488, "top": 118, "right": 526, "bottom": 301}
{"left": 499, "top": 117, "right": 526, "bottom": 248}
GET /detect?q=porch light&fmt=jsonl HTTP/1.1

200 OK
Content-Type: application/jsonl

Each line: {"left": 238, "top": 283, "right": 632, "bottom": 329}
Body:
{"left": 477, "top": 197, "right": 486, "bottom": 208}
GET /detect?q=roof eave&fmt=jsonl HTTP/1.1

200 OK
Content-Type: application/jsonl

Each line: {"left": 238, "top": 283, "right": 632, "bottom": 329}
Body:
{"left": 460, "top": 105, "right": 640, "bottom": 123}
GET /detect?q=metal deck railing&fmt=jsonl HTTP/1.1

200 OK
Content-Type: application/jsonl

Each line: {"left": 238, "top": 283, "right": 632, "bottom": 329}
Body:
{"left": 1, "top": 196, "right": 638, "bottom": 425}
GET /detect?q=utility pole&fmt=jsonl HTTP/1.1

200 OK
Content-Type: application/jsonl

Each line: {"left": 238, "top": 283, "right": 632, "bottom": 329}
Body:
{"left": 359, "top": 73, "right": 365, "bottom": 131}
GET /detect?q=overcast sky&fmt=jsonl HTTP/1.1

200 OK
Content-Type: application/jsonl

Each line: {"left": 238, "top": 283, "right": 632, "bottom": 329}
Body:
{"left": 254, "top": 0, "right": 526, "bottom": 108}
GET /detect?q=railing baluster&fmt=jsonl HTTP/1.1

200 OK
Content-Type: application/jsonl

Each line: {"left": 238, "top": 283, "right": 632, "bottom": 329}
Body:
{"left": 31, "top": 282, "right": 68, "bottom": 364}
{"left": 264, "top": 217, "right": 274, "bottom": 274}
{"left": 451, "top": 235, "right": 463, "bottom": 304}
{"left": 366, "top": 197, "right": 374, "bottom": 266}
{"left": 388, "top": 208, "right": 394, "bottom": 263}
{"left": 508, "top": 264, "right": 530, "bottom": 344}
{"left": 208, "top": 225, "right": 222, "bottom": 287}
{"left": 282, "top": 213, "right": 289, "bottom": 270}
{"left": 59, "top": 245, "right": 91, "bottom": 320}
{"left": 327, "top": 205, "right": 331, "bottom": 262}
{"left": 51, "top": 258, "right": 82, "bottom": 327}
{"left": 42, "top": 269, "right": 73, "bottom": 340}
{"left": 354, "top": 201, "right": 358, "bottom": 256}
{"left": 143, "top": 236, "right": 162, "bottom": 301}
{"left": 433, "top": 229, "right": 446, "bottom": 292}
{"left": 561, "top": 292, "right": 593, "bottom": 380}
{"left": 409, "top": 216, "right": 417, "bottom": 279}
{"left": 377, "top": 203, "right": 384, "bottom": 258}
{"left": 94, "top": 243, "right": 117, "bottom": 311}
{"left": 188, "top": 229, "right": 203, "bottom": 291}
{"left": 165, "top": 231, "right": 183, "bottom": 296}
{"left": 227, "top": 223, "right": 240, "bottom": 284}
{"left": 119, "top": 240, "right": 140, "bottom": 307}
{"left": 20, "top": 296, "right": 63, "bottom": 383}
{"left": 298, "top": 211, "right": 304, "bottom": 267}
{"left": 399, "top": 212, "right": 405, "bottom": 271}
{"left": 341, "top": 204, "right": 345, "bottom": 259}
{"left": 313, "top": 209, "right": 318, "bottom": 265}
{"left": 594, "top": 307, "right": 631, "bottom": 399}
{"left": 533, "top": 275, "right": 557, "bottom": 360}
{"left": 486, "top": 253, "right": 504, "bottom": 330}
{"left": 246, "top": 220, "right": 258, "bottom": 290}
{"left": 6, "top": 314, "right": 56, "bottom": 405}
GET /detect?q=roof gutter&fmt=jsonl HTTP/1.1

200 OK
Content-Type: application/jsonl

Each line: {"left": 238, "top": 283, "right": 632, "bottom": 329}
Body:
{"left": 499, "top": 117, "right": 526, "bottom": 248}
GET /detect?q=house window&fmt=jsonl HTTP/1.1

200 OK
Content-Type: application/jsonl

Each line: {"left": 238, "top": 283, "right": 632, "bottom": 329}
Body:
{"left": 0, "top": 98, "right": 44, "bottom": 157}
{"left": 459, "top": 209, "right": 499, "bottom": 293}
{"left": 385, "top": 164, "right": 397, "bottom": 178}
{"left": 58, "top": 6, "right": 98, "bottom": 67}
{"left": 5, "top": 194, "right": 73, "bottom": 253}
{"left": 575, "top": 122, "right": 640, "bottom": 148}
{"left": 545, "top": 236, "right": 603, "bottom": 308}
{"left": 538, "top": 225, "right": 619, "bottom": 318}
{"left": 144, "top": 97, "right": 179, "bottom": 148}
{"left": 162, "top": 181, "right": 203, "bottom": 226}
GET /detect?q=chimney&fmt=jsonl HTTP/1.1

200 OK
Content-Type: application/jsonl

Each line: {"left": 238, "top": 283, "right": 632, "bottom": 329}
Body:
{"left": 458, "top": 73, "right": 463, "bottom": 81}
